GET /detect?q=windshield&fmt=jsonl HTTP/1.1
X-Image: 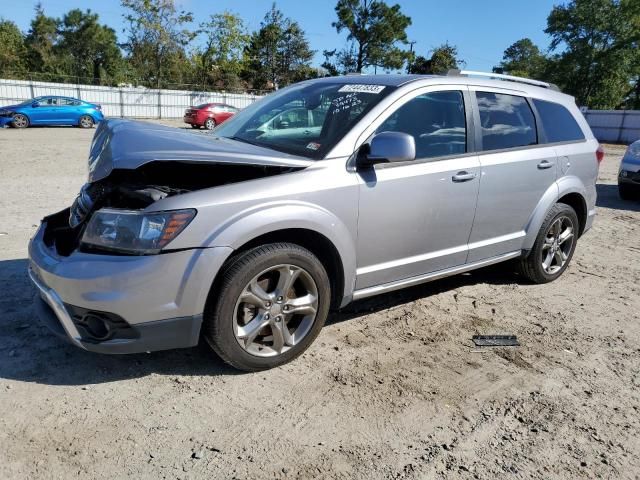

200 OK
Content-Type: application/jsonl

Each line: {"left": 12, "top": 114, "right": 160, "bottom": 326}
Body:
{"left": 214, "top": 82, "right": 395, "bottom": 159}
{"left": 18, "top": 97, "right": 42, "bottom": 106}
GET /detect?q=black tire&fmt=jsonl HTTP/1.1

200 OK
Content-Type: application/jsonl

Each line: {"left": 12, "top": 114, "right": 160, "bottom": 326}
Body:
{"left": 11, "top": 113, "right": 29, "bottom": 128}
{"left": 204, "top": 118, "right": 216, "bottom": 130}
{"left": 518, "top": 203, "right": 579, "bottom": 284}
{"left": 618, "top": 183, "right": 638, "bottom": 201}
{"left": 190, "top": 124, "right": 200, "bottom": 129}
{"left": 78, "top": 115, "right": 94, "bottom": 128}
{"left": 203, "top": 243, "right": 331, "bottom": 371}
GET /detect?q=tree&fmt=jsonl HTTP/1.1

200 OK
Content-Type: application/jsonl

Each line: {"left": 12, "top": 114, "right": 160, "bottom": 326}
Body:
{"left": 0, "top": 20, "right": 27, "bottom": 76}
{"left": 121, "top": 0, "right": 195, "bottom": 88}
{"left": 408, "top": 43, "right": 462, "bottom": 74}
{"left": 545, "top": 0, "right": 640, "bottom": 108}
{"left": 332, "top": 0, "right": 411, "bottom": 72}
{"left": 57, "top": 9, "right": 123, "bottom": 84}
{"left": 495, "top": 38, "right": 548, "bottom": 79}
{"left": 24, "top": 3, "right": 60, "bottom": 76}
{"left": 321, "top": 44, "right": 358, "bottom": 75}
{"left": 244, "top": 4, "right": 314, "bottom": 89}
{"left": 196, "top": 11, "right": 249, "bottom": 90}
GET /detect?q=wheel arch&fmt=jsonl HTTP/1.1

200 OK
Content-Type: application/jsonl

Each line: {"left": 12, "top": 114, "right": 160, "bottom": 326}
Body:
{"left": 523, "top": 179, "right": 589, "bottom": 250}
{"left": 221, "top": 228, "right": 347, "bottom": 310}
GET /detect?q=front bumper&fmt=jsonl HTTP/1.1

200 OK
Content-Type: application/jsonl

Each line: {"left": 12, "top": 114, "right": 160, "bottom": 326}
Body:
{"left": 28, "top": 216, "right": 233, "bottom": 353}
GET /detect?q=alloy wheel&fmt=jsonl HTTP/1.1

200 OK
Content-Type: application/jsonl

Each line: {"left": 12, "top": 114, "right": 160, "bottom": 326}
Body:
{"left": 12, "top": 114, "right": 27, "bottom": 128}
{"left": 80, "top": 116, "right": 93, "bottom": 128}
{"left": 541, "top": 216, "right": 575, "bottom": 275}
{"left": 233, "top": 264, "right": 319, "bottom": 357}
{"left": 205, "top": 119, "right": 216, "bottom": 130}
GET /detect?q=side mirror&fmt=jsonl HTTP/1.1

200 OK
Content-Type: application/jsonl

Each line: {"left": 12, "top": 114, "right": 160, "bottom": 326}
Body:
{"left": 358, "top": 131, "right": 416, "bottom": 168}
{"left": 32, "top": 102, "right": 40, "bottom": 108}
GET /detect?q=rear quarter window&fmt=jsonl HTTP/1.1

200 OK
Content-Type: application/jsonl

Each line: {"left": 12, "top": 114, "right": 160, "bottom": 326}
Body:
{"left": 532, "top": 99, "right": 585, "bottom": 143}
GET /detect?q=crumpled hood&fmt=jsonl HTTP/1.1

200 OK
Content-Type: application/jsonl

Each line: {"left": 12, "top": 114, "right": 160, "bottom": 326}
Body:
{"left": 88, "top": 119, "right": 314, "bottom": 182}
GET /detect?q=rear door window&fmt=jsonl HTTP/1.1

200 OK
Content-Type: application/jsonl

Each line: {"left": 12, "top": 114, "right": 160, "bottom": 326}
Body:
{"left": 476, "top": 92, "right": 537, "bottom": 151}
{"left": 532, "top": 99, "right": 585, "bottom": 143}
{"left": 377, "top": 90, "right": 467, "bottom": 159}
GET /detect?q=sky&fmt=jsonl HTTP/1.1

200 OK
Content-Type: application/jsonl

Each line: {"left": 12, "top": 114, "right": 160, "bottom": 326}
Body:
{"left": 3, "top": 0, "right": 562, "bottom": 72}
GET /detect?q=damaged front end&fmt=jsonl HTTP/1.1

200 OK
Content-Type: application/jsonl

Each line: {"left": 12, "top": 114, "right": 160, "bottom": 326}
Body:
{"left": 44, "top": 119, "right": 312, "bottom": 257}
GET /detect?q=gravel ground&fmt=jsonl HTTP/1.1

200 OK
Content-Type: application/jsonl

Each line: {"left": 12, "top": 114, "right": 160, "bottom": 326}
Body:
{"left": 0, "top": 122, "right": 638, "bottom": 480}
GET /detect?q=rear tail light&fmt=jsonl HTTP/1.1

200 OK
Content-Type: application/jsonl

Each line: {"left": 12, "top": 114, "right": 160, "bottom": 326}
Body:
{"left": 596, "top": 144, "right": 604, "bottom": 165}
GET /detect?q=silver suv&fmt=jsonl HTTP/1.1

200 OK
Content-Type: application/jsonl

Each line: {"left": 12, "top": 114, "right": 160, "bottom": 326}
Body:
{"left": 29, "top": 71, "right": 599, "bottom": 371}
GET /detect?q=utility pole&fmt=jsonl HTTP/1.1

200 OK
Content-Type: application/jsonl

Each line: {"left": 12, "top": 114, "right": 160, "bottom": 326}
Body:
{"left": 407, "top": 40, "right": 417, "bottom": 74}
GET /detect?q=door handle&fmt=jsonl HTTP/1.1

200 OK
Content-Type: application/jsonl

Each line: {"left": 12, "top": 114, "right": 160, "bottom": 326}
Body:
{"left": 537, "top": 160, "right": 554, "bottom": 170}
{"left": 452, "top": 171, "right": 477, "bottom": 182}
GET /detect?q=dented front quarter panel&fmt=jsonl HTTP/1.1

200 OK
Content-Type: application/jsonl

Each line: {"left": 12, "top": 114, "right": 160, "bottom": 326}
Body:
{"left": 149, "top": 158, "right": 360, "bottom": 301}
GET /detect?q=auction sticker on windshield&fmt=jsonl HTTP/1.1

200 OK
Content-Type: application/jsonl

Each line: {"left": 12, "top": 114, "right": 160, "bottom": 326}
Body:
{"left": 338, "top": 84, "right": 386, "bottom": 94}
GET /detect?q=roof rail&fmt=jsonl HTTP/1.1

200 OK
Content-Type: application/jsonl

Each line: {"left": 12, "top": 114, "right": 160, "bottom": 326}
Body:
{"left": 447, "top": 69, "right": 560, "bottom": 91}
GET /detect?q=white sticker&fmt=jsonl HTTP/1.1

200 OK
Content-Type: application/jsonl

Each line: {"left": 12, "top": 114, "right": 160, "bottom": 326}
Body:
{"left": 338, "top": 84, "right": 386, "bottom": 94}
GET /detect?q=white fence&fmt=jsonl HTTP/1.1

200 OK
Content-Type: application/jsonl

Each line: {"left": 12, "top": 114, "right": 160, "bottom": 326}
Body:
{"left": 583, "top": 110, "right": 640, "bottom": 144}
{"left": 2, "top": 78, "right": 639, "bottom": 144}
{"left": 0, "top": 79, "right": 262, "bottom": 119}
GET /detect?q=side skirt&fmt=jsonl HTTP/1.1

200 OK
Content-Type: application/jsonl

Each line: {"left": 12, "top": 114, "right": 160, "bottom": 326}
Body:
{"left": 351, "top": 251, "right": 522, "bottom": 301}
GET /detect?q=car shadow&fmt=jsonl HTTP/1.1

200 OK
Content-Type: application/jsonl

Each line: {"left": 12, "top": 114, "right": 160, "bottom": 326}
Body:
{"left": 596, "top": 183, "right": 640, "bottom": 212}
{"left": 1, "top": 257, "right": 522, "bottom": 386}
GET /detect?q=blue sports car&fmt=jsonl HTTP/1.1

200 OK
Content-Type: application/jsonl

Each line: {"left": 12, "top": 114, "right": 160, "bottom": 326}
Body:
{"left": 0, "top": 96, "right": 104, "bottom": 128}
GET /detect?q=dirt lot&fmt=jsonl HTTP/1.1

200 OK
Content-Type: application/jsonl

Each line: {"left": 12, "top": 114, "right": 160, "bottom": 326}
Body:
{"left": 0, "top": 123, "right": 638, "bottom": 480}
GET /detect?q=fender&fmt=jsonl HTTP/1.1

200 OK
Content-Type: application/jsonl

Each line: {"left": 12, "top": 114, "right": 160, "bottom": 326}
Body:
{"left": 200, "top": 200, "right": 357, "bottom": 303}
{"left": 523, "top": 175, "right": 588, "bottom": 250}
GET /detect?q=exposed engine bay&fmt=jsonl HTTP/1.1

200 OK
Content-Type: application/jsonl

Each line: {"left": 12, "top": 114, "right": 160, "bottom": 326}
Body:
{"left": 44, "top": 161, "right": 302, "bottom": 256}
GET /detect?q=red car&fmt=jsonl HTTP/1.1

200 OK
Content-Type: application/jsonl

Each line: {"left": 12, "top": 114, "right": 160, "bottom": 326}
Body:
{"left": 183, "top": 103, "right": 239, "bottom": 130}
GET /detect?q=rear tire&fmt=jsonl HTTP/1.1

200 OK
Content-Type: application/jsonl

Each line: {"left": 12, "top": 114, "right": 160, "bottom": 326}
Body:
{"left": 618, "top": 183, "right": 638, "bottom": 201}
{"left": 79, "top": 115, "right": 94, "bottom": 128}
{"left": 203, "top": 243, "right": 330, "bottom": 372}
{"left": 11, "top": 114, "right": 29, "bottom": 128}
{"left": 190, "top": 124, "right": 200, "bottom": 129}
{"left": 518, "top": 203, "right": 579, "bottom": 284}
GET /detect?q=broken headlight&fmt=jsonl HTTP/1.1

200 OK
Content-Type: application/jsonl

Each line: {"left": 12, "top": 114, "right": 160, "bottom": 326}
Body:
{"left": 81, "top": 208, "right": 196, "bottom": 254}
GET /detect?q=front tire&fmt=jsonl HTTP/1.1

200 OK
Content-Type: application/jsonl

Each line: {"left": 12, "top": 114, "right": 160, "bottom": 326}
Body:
{"left": 204, "top": 118, "right": 216, "bottom": 130}
{"left": 203, "top": 243, "right": 331, "bottom": 371}
{"left": 11, "top": 114, "right": 29, "bottom": 128}
{"left": 618, "top": 183, "right": 638, "bottom": 201}
{"left": 518, "top": 203, "right": 579, "bottom": 284}
{"left": 79, "top": 115, "right": 94, "bottom": 128}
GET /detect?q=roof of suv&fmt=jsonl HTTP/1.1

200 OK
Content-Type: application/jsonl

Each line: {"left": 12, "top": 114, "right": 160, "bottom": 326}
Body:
{"left": 311, "top": 73, "right": 573, "bottom": 103}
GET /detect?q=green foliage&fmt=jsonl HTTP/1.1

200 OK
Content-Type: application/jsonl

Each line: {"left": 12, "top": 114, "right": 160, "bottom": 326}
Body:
{"left": 545, "top": 0, "right": 640, "bottom": 108}
{"left": 121, "top": 0, "right": 195, "bottom": 88}
{"left": 332, "top": 0, "right": 411, "bottom": 72}
{"left": 24, "top": 3, "right": 60, "bottom": 75}
{"left": 0, "top": 19, "right": 27, "bottom": 76}
{"left": 495, "top": 38, "right": 548, "bottom": 79}
{"left": 56, "top": 9, "right": 123, "bottom": 84}
{"left": 408, "top": 43, "right": 462, "bottom": 74}
{"left": 196, "top": 11, "right": 249, "bottom": 89}
{"left": 243, "top": 4, "right": 314, "bottom": 89}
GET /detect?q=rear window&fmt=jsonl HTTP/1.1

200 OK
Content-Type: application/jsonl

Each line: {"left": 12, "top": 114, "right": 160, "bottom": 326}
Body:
{"left": 532, "top": 99, "right": 585, "bottom": 143}
{"left": 476, "top": 92, "right": 537, "bottom": 151}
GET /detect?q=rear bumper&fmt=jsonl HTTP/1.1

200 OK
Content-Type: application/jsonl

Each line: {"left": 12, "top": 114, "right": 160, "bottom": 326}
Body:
{"left": 183, "top": 115, "right": 198, "bottom": 125}
{"left": 28, "top": 216, "right": 233, "bottom": 353}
